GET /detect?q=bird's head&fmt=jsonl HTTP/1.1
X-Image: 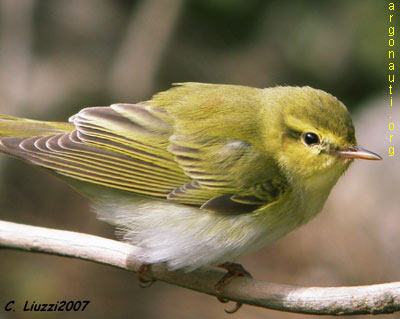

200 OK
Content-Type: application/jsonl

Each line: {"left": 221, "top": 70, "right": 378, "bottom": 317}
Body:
{"left": 264, "top": 87, "right": 381, "bottom": 188}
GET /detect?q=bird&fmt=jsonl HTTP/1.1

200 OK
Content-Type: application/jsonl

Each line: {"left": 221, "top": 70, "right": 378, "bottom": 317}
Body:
{"left": 0, "top": 83, "right": 381, "bottom": 312}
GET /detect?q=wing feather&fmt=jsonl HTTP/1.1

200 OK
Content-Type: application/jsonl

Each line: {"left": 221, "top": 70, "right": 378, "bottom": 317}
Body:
{"left": 165, "top": 136, "right": 286, "bottom": 211}
{"left": 0, "top": 104, "right": 190, "bottom": 198}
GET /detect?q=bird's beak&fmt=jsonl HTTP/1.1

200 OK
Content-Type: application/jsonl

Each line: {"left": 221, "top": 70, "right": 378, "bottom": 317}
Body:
{"left": 333, "top": 146, "right": 382, "bottom": 160}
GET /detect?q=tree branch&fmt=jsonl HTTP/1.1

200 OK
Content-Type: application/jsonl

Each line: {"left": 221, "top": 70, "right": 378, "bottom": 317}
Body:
{"left": 0, "top": 220, "right": 399, "bottom": 315}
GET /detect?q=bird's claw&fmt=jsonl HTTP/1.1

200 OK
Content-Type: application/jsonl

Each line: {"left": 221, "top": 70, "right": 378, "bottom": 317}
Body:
{"left": 137, "top": 264, "right": 156, "bottom": 288}
{"left": 215, "top": 262, "right": 253, "bottom": 314}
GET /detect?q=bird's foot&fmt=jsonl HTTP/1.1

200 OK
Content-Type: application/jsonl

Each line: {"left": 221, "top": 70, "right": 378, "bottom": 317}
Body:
{"left": 137, "top": 264, "right": 156, "bottom": 288}
{"left": 215, "top": 262, "right": 253, "bottom": 314}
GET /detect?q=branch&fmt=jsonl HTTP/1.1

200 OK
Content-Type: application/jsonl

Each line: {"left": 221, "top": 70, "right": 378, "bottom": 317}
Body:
{"left": 1, "top": 220, "right": 400, "bottom": 315}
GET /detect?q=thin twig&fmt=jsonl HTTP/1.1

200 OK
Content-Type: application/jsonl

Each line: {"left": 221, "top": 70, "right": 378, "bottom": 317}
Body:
{"left": 0, "top": 220, "right": 400, "bottom": 315}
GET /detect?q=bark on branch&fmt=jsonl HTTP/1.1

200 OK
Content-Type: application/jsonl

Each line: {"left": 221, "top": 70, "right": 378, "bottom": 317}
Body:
{"left": 0, "top": 220, "right": 399, "bottom": 315}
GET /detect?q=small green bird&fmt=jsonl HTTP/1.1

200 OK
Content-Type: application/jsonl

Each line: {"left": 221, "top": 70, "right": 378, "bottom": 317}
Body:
{"left": 0, "top": 83, "right": 381, "bottom": 312}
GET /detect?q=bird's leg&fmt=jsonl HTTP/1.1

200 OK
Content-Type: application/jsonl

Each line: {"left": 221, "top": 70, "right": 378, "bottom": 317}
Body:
{"left": 137, "top": 264, "right": 156, "bottom": 288}
{"left": 215, "top": 262, "right": 253, "bottom": 314}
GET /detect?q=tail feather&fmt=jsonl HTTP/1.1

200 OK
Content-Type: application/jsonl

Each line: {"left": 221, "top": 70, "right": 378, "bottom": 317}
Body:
{"left": 0, "top": 115, "right": 74, "bottom": 138}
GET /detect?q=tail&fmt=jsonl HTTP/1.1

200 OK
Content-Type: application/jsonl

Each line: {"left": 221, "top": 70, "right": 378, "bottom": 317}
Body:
{"left": 0, "top": 114, "right": 74, "bottom": 138}
{"left": 0, "top": 114, "right": 74, "bottom": 161}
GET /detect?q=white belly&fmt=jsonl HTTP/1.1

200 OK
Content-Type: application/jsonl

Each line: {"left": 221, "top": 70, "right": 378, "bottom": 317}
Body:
{"left": 94, "top": 189, "right": 324, "bottom": 271}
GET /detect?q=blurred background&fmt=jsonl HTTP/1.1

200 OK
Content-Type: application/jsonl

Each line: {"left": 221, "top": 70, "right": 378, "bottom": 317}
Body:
{"left": 0, "top": 0, "right": 398, "bottom": 318}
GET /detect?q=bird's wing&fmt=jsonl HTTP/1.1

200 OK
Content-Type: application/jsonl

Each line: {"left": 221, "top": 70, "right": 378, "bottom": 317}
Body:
{"left": 166, "top": 134, "right": 287, "bottom": 214}
{"left": 0, "top": 104, "right": 190, "bottom": 197}
{"left": 145, "top": 82, "right": 288, "bottom": 214}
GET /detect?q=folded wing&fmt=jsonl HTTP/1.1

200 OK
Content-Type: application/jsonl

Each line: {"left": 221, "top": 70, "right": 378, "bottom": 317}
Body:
{"left": 0, "top": 104, "right": 190, "bottom": 197}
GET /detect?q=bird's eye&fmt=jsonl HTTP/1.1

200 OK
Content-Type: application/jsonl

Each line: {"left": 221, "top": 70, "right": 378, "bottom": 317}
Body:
{"left": 302, "top": 132, "right": 320, "bottom": 146}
